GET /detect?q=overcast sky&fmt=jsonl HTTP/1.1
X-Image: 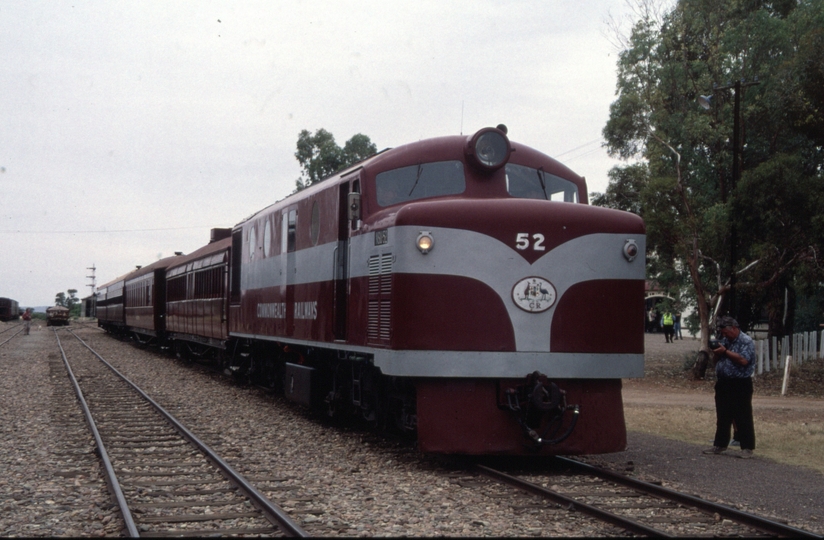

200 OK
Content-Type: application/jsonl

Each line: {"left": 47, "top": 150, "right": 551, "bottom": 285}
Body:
{"left": 1, "top": 0, "right": 642, "bottom": 307}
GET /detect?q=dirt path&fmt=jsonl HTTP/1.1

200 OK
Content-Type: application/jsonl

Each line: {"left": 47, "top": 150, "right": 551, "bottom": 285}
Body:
{"left": 628, "top": 333, "right": 824, "bottom": 415}
{"left": 624, "top": 380, "right": 824, "bottom": 413}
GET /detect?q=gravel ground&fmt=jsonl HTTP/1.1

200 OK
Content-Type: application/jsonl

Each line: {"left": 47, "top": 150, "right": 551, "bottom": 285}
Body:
{"left": 0, "top": 324, "right": 119, "bottom": 537}
{"left": 1, "top": 323, "right": 822, "bottom": 537}
{"left": 0, "top": 325, "right": 614, "bottom": 537}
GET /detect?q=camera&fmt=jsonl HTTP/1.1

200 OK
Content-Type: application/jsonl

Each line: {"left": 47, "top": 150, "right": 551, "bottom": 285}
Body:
{"left": 709, "top": 339, "right": 722, "bottom": 350}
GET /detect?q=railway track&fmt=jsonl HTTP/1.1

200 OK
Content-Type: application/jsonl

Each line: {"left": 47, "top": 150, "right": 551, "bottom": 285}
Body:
{"left": 0, "top": 323, "right": 24, "bottom": 346}
{"left": 0, "top": 321, "right": 22, "bottom": 333}
{"left": 472, "top": 457, "right": 822, "bottom": 538}
{"left": 30, "top": 324, "right": 821, "bottom": 536}
{"left": 53, "top": 327, "right": 308, "bottom": 537}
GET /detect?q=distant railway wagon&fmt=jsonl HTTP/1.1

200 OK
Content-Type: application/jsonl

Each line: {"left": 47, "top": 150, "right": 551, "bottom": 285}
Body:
{"left": 97, "top": 126, "right": 646, "bottom": 456}
{"left": 0, "top": 298, "right": 20, "bottom": 322}
{"left": 95, "top": 273, "right": 129, "bottom": 332}
{"left": 46, "top": 305, "right": 70, "bottom": 326}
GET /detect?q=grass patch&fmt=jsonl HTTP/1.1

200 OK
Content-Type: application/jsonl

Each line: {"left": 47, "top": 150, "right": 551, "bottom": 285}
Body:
{"left": 625, "top": 406, "right": 824, "bottom": 474}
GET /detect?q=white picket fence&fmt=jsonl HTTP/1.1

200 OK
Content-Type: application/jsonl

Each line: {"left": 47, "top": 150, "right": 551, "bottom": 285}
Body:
{"left": 753, "top": 329, "right": 824, "bottom": 374}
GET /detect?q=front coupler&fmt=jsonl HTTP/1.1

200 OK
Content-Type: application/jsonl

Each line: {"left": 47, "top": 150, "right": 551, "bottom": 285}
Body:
{"left": 503, "top": 371, "right": 579, "bottom": 449}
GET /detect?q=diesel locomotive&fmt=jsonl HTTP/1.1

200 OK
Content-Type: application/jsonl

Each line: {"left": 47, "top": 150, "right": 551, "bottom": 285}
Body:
{"left": 96, "top": 126, "right": 646, "bottom": 455}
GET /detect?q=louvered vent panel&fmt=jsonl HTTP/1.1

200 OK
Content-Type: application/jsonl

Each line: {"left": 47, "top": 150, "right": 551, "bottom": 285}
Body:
{"left": 367, "top": 254, "right": 393, "bottom": 344}
{"left": 379, "top": 303, "right": 392, "bottom": 341}
{"left": 368, "top": 301, "right": 381, "bottom": 339}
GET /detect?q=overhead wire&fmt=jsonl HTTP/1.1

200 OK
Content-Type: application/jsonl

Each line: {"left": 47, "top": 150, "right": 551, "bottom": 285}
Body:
{"left": 554, "top": 137, "right": 602, "bottom": 159}
{"left": 555, "top": 138, "right": 605, "bottom": 164}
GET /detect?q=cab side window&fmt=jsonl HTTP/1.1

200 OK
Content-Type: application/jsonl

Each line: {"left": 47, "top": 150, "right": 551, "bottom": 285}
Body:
{"left": 282, "top": 209, "right": 297, "bottom": 253}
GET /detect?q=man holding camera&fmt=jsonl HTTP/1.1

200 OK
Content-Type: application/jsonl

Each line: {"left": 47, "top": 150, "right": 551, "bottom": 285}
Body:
{"left": 703, "top": 316, "right": 756, "bottom": 458}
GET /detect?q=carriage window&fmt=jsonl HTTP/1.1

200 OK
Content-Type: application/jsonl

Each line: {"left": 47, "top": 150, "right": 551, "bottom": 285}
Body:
{"left": 194, "top": 267, "right": 223, "bottom": 299}
{"left": 505, "top": 163, "right": 579, "bottom": 203}
{"left": 167, "top": 275, "right": 186, "bottom": 302}
{"left": 376, "top": 160, "right": 465, "bottom": 207}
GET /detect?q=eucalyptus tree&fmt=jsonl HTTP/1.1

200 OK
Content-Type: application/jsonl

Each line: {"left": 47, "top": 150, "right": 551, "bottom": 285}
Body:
{"left": 54, "top": 289, "right": 80, "bottom": 316}
{"left": 294, "top": 129, "right": 377, "bottom": 192}
{"left": 598, "top": 0, "right": 824, "bottom": 372}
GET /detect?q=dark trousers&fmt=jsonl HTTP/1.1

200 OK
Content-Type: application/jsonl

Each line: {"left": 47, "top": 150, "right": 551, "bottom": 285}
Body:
{"left": 663, "top": 324, "right": 674, "bottom": 342}
{"left": 714, "top": 378, "right": 755, "bottom": 450}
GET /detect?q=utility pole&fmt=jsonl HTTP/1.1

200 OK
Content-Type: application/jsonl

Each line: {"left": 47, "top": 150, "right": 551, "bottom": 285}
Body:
{"left": 699, "top": 79, "right": 759, "bottom": 320}
{"left": 86, "top": 264, "right": 96, "bottom": 295}
{"left": 86, "top": 265, "right": 96, "bottom": 316}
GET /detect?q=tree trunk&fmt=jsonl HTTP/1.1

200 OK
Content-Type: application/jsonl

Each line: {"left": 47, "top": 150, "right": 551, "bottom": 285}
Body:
{"left": 687, "top": 246, "right": 714, "bottom": 379}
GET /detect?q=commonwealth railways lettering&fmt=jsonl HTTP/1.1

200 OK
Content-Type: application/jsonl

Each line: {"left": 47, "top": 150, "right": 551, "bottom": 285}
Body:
{"left": 294, "top": 301, "right": 317, "bottom": 320}
{"left": 256, "top": 301, "right": 317, "bottom": 320}
{"left": 257, "top": 302, "right": 287, "bottom": 319}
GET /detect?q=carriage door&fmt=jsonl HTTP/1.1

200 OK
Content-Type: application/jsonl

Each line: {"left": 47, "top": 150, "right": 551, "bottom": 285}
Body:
{"left": 333, "top": 181, "right": 356, "bottom": 340}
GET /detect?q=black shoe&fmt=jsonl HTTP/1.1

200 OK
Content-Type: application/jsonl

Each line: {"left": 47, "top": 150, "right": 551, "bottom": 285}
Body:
{"left": 703, "top": 446, "right": 727, "bottom": 455}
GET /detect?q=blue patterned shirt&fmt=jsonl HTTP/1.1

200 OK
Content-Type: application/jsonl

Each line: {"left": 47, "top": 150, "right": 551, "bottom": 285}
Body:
{"left": 715, "top": 330, "right": 755, "bottom": 379}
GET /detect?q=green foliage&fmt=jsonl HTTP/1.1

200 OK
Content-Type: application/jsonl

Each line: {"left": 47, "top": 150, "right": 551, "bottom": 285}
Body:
{"left": 589, "top": 163, "right": 648, "bottom": 215}
{"left": 54, "top": 289, "right": 82, "bottom": 318}
{"left": 596, "top": 0, "right": 824, "bottom": 339}
{"left": 794, "top": 286, "right": 824, "bottom": 332}
{"left": 294, "top": 129, "right": 377, "bottom": 192}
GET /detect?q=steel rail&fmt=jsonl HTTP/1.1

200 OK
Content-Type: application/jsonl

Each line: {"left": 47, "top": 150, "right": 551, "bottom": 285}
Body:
{"left": 555, "top": 456, "right": 823, "bottom": 539}
{"left": 67, "top": 328, "right": 309, "bottom": 538}
{"left": 475, "top": 463, "right": 674, "bottom": 537}
{"left": 1, "top": 326, "right": 25, "bottom": 346}
{"left": 0, "top": 322, "right": 24, "bottom": 336}
{"left": 54, "top": 329, "right": 141, "bottom": 537}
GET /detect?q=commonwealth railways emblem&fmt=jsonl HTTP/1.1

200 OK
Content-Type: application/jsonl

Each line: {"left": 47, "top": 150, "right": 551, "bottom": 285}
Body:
{"left": 512, "top": 277, "right": 556, "bottom": 313}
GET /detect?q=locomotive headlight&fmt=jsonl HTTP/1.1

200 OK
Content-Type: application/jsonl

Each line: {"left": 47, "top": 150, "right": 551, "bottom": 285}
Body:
{"left": 466, "top": 127, "right": 511, "bottom": 172}
{"left": 416, "top": 231, "right": 434, "bottom": 254}
{"left": 623, "top": 239, "right": 639, "bottom": 262}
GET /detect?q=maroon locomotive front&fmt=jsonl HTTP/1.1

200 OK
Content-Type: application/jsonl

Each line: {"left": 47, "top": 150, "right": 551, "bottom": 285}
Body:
{"left": 98, "top": 126, "right": 646, "bottom": 455}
